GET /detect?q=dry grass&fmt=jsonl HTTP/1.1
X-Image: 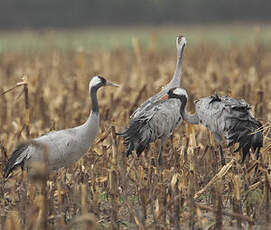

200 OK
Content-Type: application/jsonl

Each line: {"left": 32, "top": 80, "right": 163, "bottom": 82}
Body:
{"left": 0, "top": 38, "right": 271, "bottom": 230}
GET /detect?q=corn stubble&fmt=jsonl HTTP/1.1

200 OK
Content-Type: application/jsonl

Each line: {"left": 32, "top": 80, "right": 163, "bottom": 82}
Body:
{"left": 0, "top": 41, "right": 271, "bottom": 230}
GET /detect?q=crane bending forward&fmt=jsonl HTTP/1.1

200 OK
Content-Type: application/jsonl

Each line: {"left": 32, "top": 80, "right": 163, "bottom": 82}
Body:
{"left": 4, "top": 76, "right": 119, "bottom": 178}
{"left": 164, "top": 88, "right": 263, "bottom": 165}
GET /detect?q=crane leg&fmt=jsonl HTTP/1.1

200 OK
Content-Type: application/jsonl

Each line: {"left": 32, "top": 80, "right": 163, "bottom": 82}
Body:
{"left": 253, "top": 147, "right": 260, "bottom": 176}
{"left": 158, "top": 145, "right": 163, "bottom": 166}
{"left": 158, "top": 138, "right": 166, "bottom": 166}
{"left": 219, "top": 145, "right": 225, "bottom": 166}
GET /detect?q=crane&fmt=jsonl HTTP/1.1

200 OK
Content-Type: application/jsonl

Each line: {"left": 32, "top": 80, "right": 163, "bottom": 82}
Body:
{"left": 3, "top": 76, "right": 119, "bottom": 178}
{"left": 164, "top": 88, "right": 263, "bottom": 165}
{"left": 119, "top": 88, "right": 186, "bottom": 165}
{"left": 131, "top": 35, "right": 186, "bottom": 118}
{"left": 117, "top": 35, "right": 187, "bottom": 165}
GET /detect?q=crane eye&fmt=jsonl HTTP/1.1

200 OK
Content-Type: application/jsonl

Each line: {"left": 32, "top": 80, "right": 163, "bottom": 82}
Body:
{"left": 98, "top": 76, "right": 106, "bottom": 85}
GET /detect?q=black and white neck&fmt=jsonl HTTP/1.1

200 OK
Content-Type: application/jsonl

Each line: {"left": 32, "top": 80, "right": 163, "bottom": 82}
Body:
{"left": 168, "top": 87, "right": 199, "bottom": 124}
{"left": 89, "top": 76, "right": 106, "bottom": 113}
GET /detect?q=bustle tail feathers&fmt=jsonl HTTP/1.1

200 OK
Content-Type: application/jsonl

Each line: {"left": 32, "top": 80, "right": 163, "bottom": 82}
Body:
{"left": 225, "top": 110, "right": 263, "bottom": 163}
{"left": 3, "top": 143, "right": 29, "bottom": 178}
{"left": 116, "top": 119, "right": 151, "bottom": 157}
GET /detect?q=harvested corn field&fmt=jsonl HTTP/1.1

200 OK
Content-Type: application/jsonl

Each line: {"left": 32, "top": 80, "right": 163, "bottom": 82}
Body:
{"left": 0, "top": 31, "right": 271, "bottom": 229}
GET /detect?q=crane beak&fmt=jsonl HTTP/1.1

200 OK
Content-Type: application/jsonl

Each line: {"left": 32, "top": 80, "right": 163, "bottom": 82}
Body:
{"left": 106, "top": 81, "right": 119, "bottom": 87}
{"left": 160, "top": 94, "right": 169, "bottom": 101}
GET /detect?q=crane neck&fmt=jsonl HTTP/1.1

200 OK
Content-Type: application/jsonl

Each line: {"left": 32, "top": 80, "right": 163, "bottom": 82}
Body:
{"left": 77, "top": 84, "right": 101, "bottom": 145}
{"left": 80, "top": 86, "right": 100, "bottom": 133}
{"left": 90, "top": 86, "right": 99, "bottom": 113}
{"left": 168, "top": 45, "right": 185, "bottom": 88}
{"left": 180, "top": 96, "right": 199, "bottom": 124}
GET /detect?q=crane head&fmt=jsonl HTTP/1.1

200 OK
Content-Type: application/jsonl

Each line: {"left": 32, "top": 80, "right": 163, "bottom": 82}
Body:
{"left": 176, "top": 35, "right": 186, "bottom": 50}
{"left": 89, "top": 76, "right": 119, "bottom": 90}
{"left": 160, "top": 87, "right": 188, "bottom": 101}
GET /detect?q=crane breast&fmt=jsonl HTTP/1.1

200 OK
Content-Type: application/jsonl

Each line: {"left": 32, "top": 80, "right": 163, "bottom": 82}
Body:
{"left": 148, "top": 99, "right": 182, "bottom": 139}
{"left": 195, "top": 97, "right": 226, "bottom": 134}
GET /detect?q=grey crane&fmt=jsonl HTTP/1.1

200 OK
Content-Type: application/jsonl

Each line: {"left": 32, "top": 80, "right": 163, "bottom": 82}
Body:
{"left": 131, "top": 35, "right": 186, "bottom": 119}
{"left": 117, "top": 35, "right": 187, "bottom": 164}
{"left": 165, "top": 88, "right": 263, "bottom": 165}
{"left": 118, "top": 88, "right": 186, "bottom": 165}
{"left": 3, "top": 75, "right": 119, "bottom": 178}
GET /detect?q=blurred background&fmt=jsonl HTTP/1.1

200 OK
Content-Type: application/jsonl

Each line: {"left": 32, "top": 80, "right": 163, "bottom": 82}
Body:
{"left": 1, "top": 0, "right": 270, "bottom": 28}
{"left": 0, "top": 0, "right": 270, "bottom": 52}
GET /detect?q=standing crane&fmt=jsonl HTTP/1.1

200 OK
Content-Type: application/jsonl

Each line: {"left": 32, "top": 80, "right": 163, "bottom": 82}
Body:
{"left": 131, "top": 35, "right": 186, "bottom": 118}
{"left": 3, "top": 76, "right": 119, "bottom": 178}
{"left": 117, "top": 35, "right": 187, "bottom": 164}
{"left": 118, "top": 87, "right": 185, "bottom": 165}
{"left": 163, "top": 88, "right": 263, "bottom": 165}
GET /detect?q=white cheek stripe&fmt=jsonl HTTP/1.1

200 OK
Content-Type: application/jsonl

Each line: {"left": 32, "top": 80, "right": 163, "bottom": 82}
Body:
{"left": 173, "top": 88, "right": 187, "bottom": 97}
{"left": 180, "top": 37, "right": 186, "bottom": 46}
{"left": 89, "top": 77, "right": 101, "bottom": 88}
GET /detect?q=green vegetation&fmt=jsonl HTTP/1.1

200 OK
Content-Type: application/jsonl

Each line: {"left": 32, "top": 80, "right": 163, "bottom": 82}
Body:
{"left": 0, "top": 24, "right": 271, "bottom": 53}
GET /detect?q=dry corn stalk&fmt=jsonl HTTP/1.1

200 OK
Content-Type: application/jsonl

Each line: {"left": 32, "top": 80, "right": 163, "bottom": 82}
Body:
{"left": 23, "top": 77, "right": 30, "bottom": 137}
{"left": 215, "top": 180, "right": 223, "bottom": 230}
{"left": 194, "top": 159, "right": 234, "bottom": 199}
{"left": 129, "top": 84, "right": 146, "bottom": 116}
{"left": 81, "top": 184, "right": 88, "bottom": 215}
{"left": 111, "top": 126, "right": 118, "bottom": 166}
{"left": 196, "top": 203, "right": 254, "bottom": 224}
{"left": 1, "top": 38, "right": 271, "bottom": 230}
{"left": 69, "top": 214, "right": 97, "bottom": 230}
{"left": 4, "top": 211, "right": 21, "bottom": 230}
{"left": 132, "top": 37, "right": 144, "bottom": 76}
{"left": 57, "top": 182, "right": 65, "bottom": 227}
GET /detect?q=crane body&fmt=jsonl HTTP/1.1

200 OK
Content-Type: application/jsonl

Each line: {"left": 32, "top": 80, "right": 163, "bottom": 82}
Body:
{"left": 121, "top": 97, "right": 182, "bottom": 164}
{"left": 118, "top": 35, "right": 187, "bottom": 164}
{"left": 4, "top": 76, "right": 118, "bottom": 178}
{"left": 175, "top": 90, "right": 263, "bottom": 165}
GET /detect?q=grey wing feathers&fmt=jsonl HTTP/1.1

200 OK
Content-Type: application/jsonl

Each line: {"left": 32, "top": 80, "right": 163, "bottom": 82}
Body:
{"left": 208, "top": 94, "right": 263, "bottom": 162}
{"left": 223, "top": 102, "right": 262, "bottom": 162}
{"left": 3, "top": 142, "right": 29, "bottom": 178}
{"left": 148, "top": 100, "right": 182, "bottom": 138}
{"left": 131, "top": 84, "right": 173, "bottom": 119}
{"left": 118, "top": 117, "right": 150, "bottom": 157}
{"left": 118, "top": 99, "right": 181, "bottom": 157}
{"left": 118, "top": 103, "right": 158, "bottom": 157}
{"left": 131, "top": 93, "right": 163, "bottom": 119}
{"left": 125, "top": 86, "right": 171, "bottom": 155}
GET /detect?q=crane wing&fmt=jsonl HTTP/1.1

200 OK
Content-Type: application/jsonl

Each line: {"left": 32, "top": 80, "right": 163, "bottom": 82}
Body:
{"left": 34, "top": 129, "right": 89, "bottom": 170}
{"left": 131, "top": 89, "right": 166, "bottom": 119}
{"left": 221, "top": 98, "right": 263, "bottom": 162}
{"left": 118, "top": 98, "right": 182, "bottom": 157}
{"left": 195, "top": 94, "right": 263, "bottom": 162}
{"left": 3, "top": 143, "right": 30, "bottom": 178}
{"left": 147, "top": 99, "right": 182, "bottom": 139}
